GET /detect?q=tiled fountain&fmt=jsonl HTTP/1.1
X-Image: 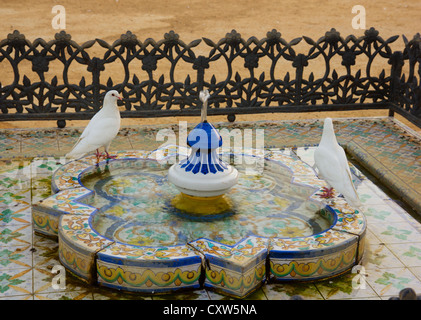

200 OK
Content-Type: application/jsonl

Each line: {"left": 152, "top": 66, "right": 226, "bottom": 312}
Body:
{"left": 31, "top": 94, "right": 366, "bottom": 298}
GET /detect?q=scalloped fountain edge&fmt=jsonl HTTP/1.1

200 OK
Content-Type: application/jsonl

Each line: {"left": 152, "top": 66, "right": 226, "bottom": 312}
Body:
{"left": 31, "top": 145, "right": 366, "bottom": 298}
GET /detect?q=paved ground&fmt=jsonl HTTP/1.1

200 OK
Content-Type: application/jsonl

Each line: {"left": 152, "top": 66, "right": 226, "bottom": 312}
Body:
{"left": 0, "top": 116, "right": 421, "bottom": 299}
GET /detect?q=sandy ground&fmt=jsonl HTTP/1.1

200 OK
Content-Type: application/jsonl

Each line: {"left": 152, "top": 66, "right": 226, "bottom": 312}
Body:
{"left": 0, "top": 0, "right": 420, "bottom": 130}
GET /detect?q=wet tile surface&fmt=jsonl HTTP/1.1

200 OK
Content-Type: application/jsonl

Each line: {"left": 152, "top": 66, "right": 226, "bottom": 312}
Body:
{"left": 0, "top": 116, "right": 420, "bottom": 299}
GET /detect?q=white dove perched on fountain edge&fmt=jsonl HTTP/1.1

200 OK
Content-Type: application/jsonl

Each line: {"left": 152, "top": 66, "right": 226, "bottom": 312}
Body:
{"left": 66, "top": 90, "right": 122, "bottom": 164}
{"left": 313, "top": 118, "right": 361, "bottom": 209}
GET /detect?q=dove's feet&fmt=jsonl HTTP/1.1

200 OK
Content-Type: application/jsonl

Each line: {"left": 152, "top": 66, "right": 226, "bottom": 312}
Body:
{"left": 95, "top": 149, "right": 102, "bottom": 166}
{"left": 320, "top": 187, "right": 335, "bottom": 199}
{"left": 93, "top": 151, "right": 116, "bottom": 165}
{"left": 98, "top": 152, "right": 117, "bottom": 163}
{"left": 104, "top": 152, "right": 117, "bottom": 160}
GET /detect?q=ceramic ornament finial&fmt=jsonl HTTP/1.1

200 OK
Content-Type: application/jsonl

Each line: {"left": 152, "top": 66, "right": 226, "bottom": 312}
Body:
{"left": 199, "top": 89, "right": 210, "bottom": 123}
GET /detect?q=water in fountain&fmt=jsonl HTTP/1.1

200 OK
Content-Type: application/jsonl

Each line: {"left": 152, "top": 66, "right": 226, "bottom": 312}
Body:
{"left": 81, "top": 157, "right": 332, "bottom": 247}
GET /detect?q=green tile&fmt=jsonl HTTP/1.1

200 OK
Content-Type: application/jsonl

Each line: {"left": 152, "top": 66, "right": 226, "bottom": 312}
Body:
{"left": 263, "top": 282, "right": 323, "bottom": 300}
{"left": 314, "top": 272, "right": 379, "bottom": 300}
{"left": 367, "top": 268, "right": 421, "bottom": 297}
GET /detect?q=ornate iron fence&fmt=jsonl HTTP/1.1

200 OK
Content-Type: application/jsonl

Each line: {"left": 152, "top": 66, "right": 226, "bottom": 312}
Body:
{"left": 0, "top": 28, "right": 420, "bottom": 128}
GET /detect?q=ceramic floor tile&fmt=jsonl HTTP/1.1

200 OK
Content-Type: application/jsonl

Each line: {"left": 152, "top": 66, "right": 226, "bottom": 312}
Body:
{"left": 32, "top": 239, "right": 59, "bottom": 270}
{"left": 31, "top": 174, "right": 53, "bottom": 191}
{"left": 20, "top": 131, "right": 60, "bottom": 157}
{"left": 0, "top": 245, "right": 33, "bottom": 270}
{"left": 124, "top": 125, "right": 163, "bottom": 144}
{"left": 30, "top": 157, "right": 66, "bottom": 178}
{"left": 33, "top": 266, "right": 88, "bottom": 295}
{"left": 0, "top": 131, "right": 22, "bottom": 157}
{"left": 31, "top": 188, "right": 53, "bottom": 204}
{"left": 368, "top": 221, "right": 421, "bottom": 244}
{"left": 263, "top": 282, "right": 323, "bottom": 300}
{"left": 364, "top": 228, "right": 383, "bottom": 245}
{"left": 0, "top": 166, "right": 31, "bottom": 191}
{"left": 382, "top": 200, "right": 421, "bottom": 231}
{"left": 410, "top": 267, "right": 421, "bottom": 281}
{"left": 33, "top": 233, "right": 56, "bottom": 247}
{"left": 56, "top": 128, "right": 82, "bottom": 155}
{"left": 206, "top": 290, "right": 236, "bottom": 300}
{"left": 349, "top": 296, "right": 382, "bottom": 300}
{"left": 267, "top": 122, "right": 323, "bottom": 148}
{"left": 32, "top": 238, "right": 91, "bottom": 296}
{"left": 293, "top": 147, "right": 317, "bottom": 167}
{"left": 0, "top": 205, "right": 32, "bottom": 226}
{"left": 0, "top": 224, "right": 32, "bottom": 247}
{"left": 365, "top": 267, "right": 421, "bottom": 298}
{"left": 361, "top": 204, "right": 408, "bottom": 225}
{"left": 387, "top": 243, "right": 421, "bottom": 268}
{"left": 356, "top": 180, "right": 391, "bottom": 200}
{"left": 128, "top": 131, "right": 166, "bottom": 151}
{"left": 0, "top": 267, "right": 33, "bottom": 297}
{"left": 359, "top": 189, "right": 393, "bottom": 206}
{"left": 0, "top": 294, "right": 33, "bottom": 300}
{"left": 361, "top": 243, "right": 405, "bottom": 270}
{"left": 34, "top": 290, "right": 94, "bottom": 300}
{"left": 314, "top": 272, "right": 379, "bottom": 300}
{"left": 0, "top": 174, "right": 31, "bottom": 191}
{"left": 0, "top": 159, "right": 31, "bottom": 177}
{"left": 109, "top": 132, "right": 133, "bottom": 151}
{"left": 243, "top": 288, "right": 268, "bottom": 300}
{"left": 0, "top": 189, "right": 31, "bottom": 207}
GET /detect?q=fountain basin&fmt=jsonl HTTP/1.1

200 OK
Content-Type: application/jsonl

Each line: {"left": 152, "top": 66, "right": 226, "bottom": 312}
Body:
{"left": 32, "top": 145, "right": 366, "bottom": 298}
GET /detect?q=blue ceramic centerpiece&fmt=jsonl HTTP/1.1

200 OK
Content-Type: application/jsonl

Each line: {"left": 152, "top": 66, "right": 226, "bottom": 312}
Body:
{"left": 168, "top": 90, "right": 239, "bottom": 214}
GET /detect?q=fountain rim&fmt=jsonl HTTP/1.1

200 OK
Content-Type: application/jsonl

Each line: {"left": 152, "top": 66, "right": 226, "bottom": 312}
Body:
{"left": 47, "top": 145, "right": 364, "bottom": 246}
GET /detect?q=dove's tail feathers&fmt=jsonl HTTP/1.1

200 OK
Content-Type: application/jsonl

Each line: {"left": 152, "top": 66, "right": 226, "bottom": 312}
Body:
{"left": 345, "top": 194, "right": 362, "bottom": 210}
{"left": 65, "top": 141, "right": 91, "bottom": 159}
{"left": 65, "top": 150, "right": 86, "bottom": 159}
{"left": 344, "top": 167, "right": 362, "bottom": 209}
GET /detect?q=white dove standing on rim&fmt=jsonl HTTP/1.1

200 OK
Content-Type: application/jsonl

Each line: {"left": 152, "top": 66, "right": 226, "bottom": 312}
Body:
{"left": 314, "top": 117, "right": 361, "bottom": 209}
{"left": 66, "top": 90, "right": 122, "bottom": 164}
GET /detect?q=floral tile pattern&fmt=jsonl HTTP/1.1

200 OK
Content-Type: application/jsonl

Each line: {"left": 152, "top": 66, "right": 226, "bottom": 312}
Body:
{"left": 0, "top": 268, "right": 32, "bottom": 297}
{"left": 368, "top": 222, "right": 421, "bottom": 244}
{"left": 365, "top": 267, "right": 421, "bottom": 298}
{"left": 0, "top": 131, "right": 22, "bottom": 158}
{"left": 0, "top": 245, "right": 32, "bottom": 270}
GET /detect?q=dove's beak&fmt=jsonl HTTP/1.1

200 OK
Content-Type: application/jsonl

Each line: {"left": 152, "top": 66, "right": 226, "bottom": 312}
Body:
{"left": 118, "top": 95, "right": 123, "bottom": 101}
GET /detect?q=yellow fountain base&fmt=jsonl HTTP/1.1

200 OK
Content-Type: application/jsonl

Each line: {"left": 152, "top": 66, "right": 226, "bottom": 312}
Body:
{"left": 171, "top": 193, "right": 233, "bottom": 216}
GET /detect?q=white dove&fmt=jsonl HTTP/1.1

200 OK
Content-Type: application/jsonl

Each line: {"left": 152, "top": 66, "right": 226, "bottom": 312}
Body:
{"left": 66, "top": 90, "right": 122, "bottom": 163}
{"left": 314, "top": 117, "right": 361, "bottom": 209}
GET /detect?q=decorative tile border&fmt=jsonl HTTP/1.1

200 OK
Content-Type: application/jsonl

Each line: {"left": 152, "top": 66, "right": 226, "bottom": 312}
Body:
{"left": 96, "top": 242, "right": 202, "bottom": 293}
{"left": 269, "top": 231, "right": 359, "bottom": 281}
{"left": 32, "top": 146, "right": 367, "bottom": 298}
{"left": 32, "top": 187, "right": 97, "bottom": 237}
{"left": 58, "top": 214, "right": 114, "bottom": 283}
{"left": 189, "top": 236, "right": 269, "bottom": 297}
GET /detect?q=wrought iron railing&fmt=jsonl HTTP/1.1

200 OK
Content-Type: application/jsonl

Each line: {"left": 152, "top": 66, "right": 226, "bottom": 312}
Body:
{"left": 0, "top": 28, "right": 420, "bottom": 128}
